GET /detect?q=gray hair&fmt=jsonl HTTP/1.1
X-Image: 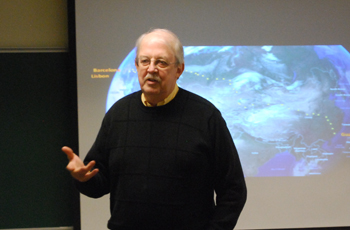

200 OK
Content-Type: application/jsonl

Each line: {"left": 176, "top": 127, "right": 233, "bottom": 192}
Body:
{"left": 135, "top": 28, "right": 184, "bottom": 66}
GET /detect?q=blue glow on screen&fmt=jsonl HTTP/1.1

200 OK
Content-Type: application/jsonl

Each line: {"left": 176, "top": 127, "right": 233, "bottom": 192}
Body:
{"left": 106, "top": 45, "right": 350, "bottom": 177}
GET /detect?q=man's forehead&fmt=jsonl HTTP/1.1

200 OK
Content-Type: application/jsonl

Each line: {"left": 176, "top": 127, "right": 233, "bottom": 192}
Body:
{"left": 138, "top": 35, "right": 175, "bottom": 56}
{"left": 140, "top": 35, "right": 170, "bottom": 47}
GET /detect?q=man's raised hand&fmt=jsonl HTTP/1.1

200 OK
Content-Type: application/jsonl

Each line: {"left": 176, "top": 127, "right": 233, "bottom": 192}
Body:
{"left": 62, "top": 146, "right": 99, "bottom": 182}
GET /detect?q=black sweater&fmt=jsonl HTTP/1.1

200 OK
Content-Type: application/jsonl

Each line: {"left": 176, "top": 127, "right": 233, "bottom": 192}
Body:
{"left": 76, "top": 88, "right": 247, "bottom": 230}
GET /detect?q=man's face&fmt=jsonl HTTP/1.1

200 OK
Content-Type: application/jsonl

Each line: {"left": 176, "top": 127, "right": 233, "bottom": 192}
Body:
{"left": 135, "top": 33, "right": 184, "bottom": 103}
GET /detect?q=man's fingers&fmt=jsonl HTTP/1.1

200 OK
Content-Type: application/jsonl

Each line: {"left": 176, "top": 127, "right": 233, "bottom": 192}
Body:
{"left": 62, "top": 146, "right": 75, "bottom": 160}
{"left": 80, "top": 162, "right": 98, "bottom": 181}
{"left": 62, "top": 146, "right": 98, "bottom": 182}
{"left": 72, "top": 167, "right": 99, "bottom": 182}
{"left": 85, "top": 168, "right": 99, "bottom": 180}
{"left": 85, "top": 160, "right": 96, "bottom": 172}
{"left": 66, "top": 160, "right": 98, "bottom": 182}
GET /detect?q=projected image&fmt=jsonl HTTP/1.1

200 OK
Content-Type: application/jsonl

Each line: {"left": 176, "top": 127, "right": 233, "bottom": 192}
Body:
{"left": 106, "top": 45, "right": 350, "bottom": 177}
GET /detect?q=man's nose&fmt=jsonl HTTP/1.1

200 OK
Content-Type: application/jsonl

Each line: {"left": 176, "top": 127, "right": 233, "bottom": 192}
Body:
{"left": 147, "top": 61, "right": 158, "bottom": 73}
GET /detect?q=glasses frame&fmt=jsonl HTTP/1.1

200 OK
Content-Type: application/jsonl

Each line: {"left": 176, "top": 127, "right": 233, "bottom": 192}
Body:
{"left": 136, "top": 57, "right": 178, "bottom": 69}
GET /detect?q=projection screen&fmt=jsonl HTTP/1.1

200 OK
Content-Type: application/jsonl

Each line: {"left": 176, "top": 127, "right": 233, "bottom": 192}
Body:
{"left": 75, "top": 1, "right": 350, "bottom": 229}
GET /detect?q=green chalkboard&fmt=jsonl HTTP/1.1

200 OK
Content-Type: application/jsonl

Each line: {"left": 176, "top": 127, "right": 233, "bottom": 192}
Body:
{"left": 0, "top": 52, "right": 79, "bottom": 229}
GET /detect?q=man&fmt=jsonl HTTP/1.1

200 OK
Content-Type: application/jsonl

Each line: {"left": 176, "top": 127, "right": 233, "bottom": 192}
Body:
{"left": 63, "top": 29, "right": 247, "bottom": 230}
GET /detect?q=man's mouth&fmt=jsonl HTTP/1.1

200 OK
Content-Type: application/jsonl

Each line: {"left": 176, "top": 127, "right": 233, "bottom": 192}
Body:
{"left": 145, "top": 74, "right": 161, "bottom": 83}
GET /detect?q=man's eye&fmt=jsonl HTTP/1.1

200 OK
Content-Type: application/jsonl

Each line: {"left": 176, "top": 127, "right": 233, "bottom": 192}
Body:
{"left": 157, "top": 61, "right": 168, "bottom": 67}
{"left": 140, "top": 59, "right": 150, "bottom": 65}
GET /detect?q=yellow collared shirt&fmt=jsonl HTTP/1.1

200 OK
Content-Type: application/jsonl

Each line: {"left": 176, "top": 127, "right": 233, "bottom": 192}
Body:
{"left": 141, "top": 84, "right": 179, "bottom": 107}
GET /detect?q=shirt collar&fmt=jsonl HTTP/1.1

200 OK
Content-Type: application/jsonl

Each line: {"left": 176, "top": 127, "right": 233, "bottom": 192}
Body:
{"left": 141, "top": 84, "right": 179, "bottom": 107}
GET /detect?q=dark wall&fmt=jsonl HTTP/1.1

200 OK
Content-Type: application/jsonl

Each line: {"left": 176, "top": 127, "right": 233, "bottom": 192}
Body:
{"left": 0, "top": 52, "right": 79, "bottom": 229}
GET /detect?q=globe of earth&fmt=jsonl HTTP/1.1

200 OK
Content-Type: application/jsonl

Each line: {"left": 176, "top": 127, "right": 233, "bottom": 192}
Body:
{"left": 107, "top": 45, "right": 350, "bottom": 177}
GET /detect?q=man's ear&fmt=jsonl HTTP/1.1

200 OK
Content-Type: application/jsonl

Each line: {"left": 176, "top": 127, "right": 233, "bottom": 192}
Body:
{"left": 135, "top": 58, "right": 139, "bottom": 67}
{"left": 176, "top": 63, "right": 185, "bottom": 79}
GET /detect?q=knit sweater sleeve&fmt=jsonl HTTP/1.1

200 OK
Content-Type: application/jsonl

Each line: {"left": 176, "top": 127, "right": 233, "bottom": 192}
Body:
{"left": 74, "top": 115, "right": 111, "bottom": 198}
{"left": 207, "top": 109, "right": 247, "bottom": 230}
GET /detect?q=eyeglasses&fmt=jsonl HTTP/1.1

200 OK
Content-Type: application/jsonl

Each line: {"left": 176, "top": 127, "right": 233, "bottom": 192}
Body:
{"left": 137, "top": 57, "right": 177, "bottom": 69}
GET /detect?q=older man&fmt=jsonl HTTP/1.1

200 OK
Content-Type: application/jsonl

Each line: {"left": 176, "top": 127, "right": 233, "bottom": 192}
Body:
{"left": 63, "top": 29, "right": 247, "bottom": 230}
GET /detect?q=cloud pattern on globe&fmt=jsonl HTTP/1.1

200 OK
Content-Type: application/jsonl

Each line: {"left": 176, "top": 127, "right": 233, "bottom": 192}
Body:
{"left": 107, "top": 45, "right": 350, "bottom": 177}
